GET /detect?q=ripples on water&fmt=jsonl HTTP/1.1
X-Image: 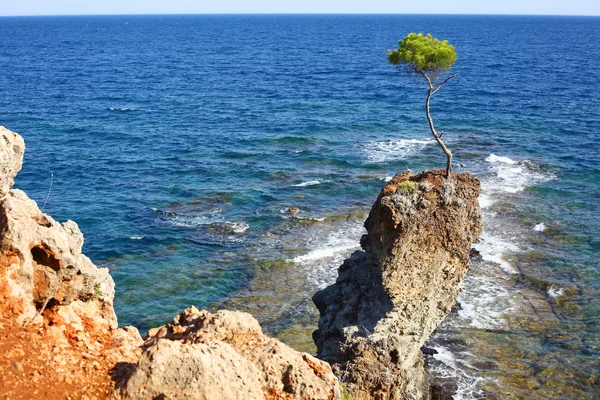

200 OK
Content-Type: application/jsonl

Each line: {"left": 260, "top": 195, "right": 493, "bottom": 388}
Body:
{"left": 1, "top": 14, "right": 599, "bottom": 399}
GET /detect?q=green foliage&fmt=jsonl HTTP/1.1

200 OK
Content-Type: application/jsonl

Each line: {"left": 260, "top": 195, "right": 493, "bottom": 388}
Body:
{"left": 93, "top": 282, "right": 102, "bottom": 299}
{"left": 387, "top": 33, "right": 459, "bottom": 179}
{"left": 396, "top": 180, "right": 418, "bottom": 195}
{"left": 387, "top": 33, "right": 456, "bottom": 75}
{"left": 340, "top": 383, "right": 353, "bottom": 400}
{"left": 84, "top": 282, "right": 103, "bottom": 302}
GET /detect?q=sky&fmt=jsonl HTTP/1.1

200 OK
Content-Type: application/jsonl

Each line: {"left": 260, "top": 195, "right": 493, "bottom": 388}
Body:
{"left": 0, "top": 0, "right": 599, "bottom": 17}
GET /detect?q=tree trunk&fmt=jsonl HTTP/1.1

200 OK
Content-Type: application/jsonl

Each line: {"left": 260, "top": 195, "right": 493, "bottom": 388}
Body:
{"left": 425, "top": 86, "right": 452, "bottom": 180}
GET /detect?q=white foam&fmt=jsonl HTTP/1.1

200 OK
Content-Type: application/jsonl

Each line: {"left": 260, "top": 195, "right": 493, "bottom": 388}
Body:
{"left": 485, "top": 154, "right": 517, "bottom": 164}
{"left": 533, "top": 222, "right": 546, "bottom": 232}
{"left": 363, "top": 138, "right": 436, "bottom": 163}
{"left": 108, "top": 107, "right": 136, "bottom": 111}
{"left": 165, "top": 212, "right": 221, "bottom": 228}
{"left": 430, "top": 255, "right": 517, "bottom": 400}
{"left": 431, "top": 347, "right": 460, "bottom": 377}
{"left": 427, "top": 260, "right": 515, "bottom": 397}
{"left": 472, "top": 232, "right": 518, "bottom": 274}
{"left": 221, "top": 221, "right": 250, "bottom": 234}
{"left": 291, "top": 244, "right": 358, "bottom": 263}
{"left": 380, "top": 175, "right": 394, "bottom": 182}
{"left": 129, "top": 236, "right": 144, "bottom": 240}
{"left": 482, "top": 154, "right": 555, "bottom": 194}
{"left": 457, "top": 273, "right": 515, "bottom": 329}
{"left": 286, "top": 220, "right": 365, "bottom": 289}
{"left": 478, "top": 193, "right": 494, "bottom": 209}
{"left": 548, "top": 284, "right": 565, "bottom": 298}
{"left": 155, "top": 208, "right": 249, "bottom": 235}
{"left": 292, "top": 179, "right": 331, "bottom": 187}
{"left": 296, "top": 216, "right": 326, "bottom": 222}
{"left": 428, "top": 346, "right": 486, "bottom": 399}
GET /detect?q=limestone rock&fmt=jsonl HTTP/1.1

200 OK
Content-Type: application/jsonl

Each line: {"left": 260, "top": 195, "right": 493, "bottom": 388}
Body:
{"left": 0, "top": 126, "right": 25, "bottom": 200}
{"left": 0, "top": 188, "right": 117, "bottom": 328}
{"left": 0, "top": 127, "right": 116, "bottom": 333}
{"left": 313, "top": 170, "right": 482, "bottom": 400}
{"left": 117, "top": 306, "right": 341, "bottom": 400}
{"left": 121, "top": 339, "right": 266, "bottom": 400}
{"left": 112, "top": 326, "right": 144, "bottom": 352}
{"left": 0, "top": 127, "right": 125, "bottom": 398}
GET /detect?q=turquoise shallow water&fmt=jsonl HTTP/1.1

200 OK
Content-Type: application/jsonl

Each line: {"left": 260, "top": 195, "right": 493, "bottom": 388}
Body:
{"left": 1, "top": 14, "right": 599, "bottom": 398}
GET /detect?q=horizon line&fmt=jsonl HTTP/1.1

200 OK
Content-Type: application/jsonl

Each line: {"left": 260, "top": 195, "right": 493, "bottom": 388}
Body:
{"left": 1, "top": 12, "right": 599, "bottom": 18}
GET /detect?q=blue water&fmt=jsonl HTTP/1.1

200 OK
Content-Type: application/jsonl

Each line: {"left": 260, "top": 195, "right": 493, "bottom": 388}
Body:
{"left": 1, "top": 15, "right": 599, "bottom": 398}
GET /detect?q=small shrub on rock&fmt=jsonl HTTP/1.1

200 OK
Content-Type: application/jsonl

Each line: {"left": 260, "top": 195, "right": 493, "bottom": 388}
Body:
{"left": 396, "top": 181, "right": 418, "bottom": 195}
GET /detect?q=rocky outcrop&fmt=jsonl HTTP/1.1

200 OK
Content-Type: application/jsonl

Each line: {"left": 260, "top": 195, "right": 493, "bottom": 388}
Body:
{"left": 313, "top": 170, "right": 482, "bottom": 399}
{"left": 117, "top": 306, "right": 341, "bottom": 400}
{"left": 0, "top": 126, "right": 140, "bottom": 398}
{"left": 0, "top": 126, "right": 24, "bottom": 200}
{"left": 0, "top": 125, "right": 342, "bottom": 399}
{"left": 0, "top": 125, "right": 116, "bottom": 332}
{"left": 0, "top": 188, "right": 117, "bottom": 329}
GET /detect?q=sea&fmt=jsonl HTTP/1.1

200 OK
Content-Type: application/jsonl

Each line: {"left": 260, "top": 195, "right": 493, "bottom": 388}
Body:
{"left": 1, "top": 14, "right": 598, "bottom": 399}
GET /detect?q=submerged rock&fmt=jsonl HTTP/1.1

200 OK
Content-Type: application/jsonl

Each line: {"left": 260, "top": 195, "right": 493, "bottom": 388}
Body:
{"left": 313, "top": 170, "right": 482, "bottom": 399}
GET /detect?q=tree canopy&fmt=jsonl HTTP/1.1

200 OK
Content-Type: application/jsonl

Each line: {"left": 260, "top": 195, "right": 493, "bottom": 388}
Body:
{"left": 387, "top": 33, "right": 456, "bottom": 78}
{"left": 387, "top": 33, "right": 458, "bottom": 180}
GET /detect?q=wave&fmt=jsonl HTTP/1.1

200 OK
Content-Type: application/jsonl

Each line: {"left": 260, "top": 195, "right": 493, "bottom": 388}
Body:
{"left": 485, "top": 154, "right": 516, "bottom": 165}
{"left": 153, "top": 207, "right": 248, "bottom": 236}
{"left": 427, "top": 154, "right": 540, "bottom": 395}
{"left": 129, "top": 236, "right": 144, "bottom": 240}
{"left": 107, "top": 107, "right": 136, "bottom": 112}
{"left": 280, "top": 219, "right": 365, "bottom": 289}
{"left": 427, "top": 347, "right": 486, "bottom": 400}
{"left": 291, "top": 179, "right": 331, "bottom": 187}
{"left": 285, "top": 211, "right": 328, "bottom": 222}
{"left": 477, "top": 193, "right": 493, "bottom": 209}
{"left": 482, "top": 154, "right": 555, "bottom": 194}
{"left": 291, "top": 243, "right": 358, "bottom": 263}
{"left": 426, "top": 255, "right": 517, "bottom": 398}
{"left": 299, "top": 216, "right": 326, "bottom": 222}
{"left": 426, "top": 235, "right": 519, "bottom": 397}
{"left": 457, "top": 272, "right": 516, "bottom": 329}
{"left": 154, "top": 207, "right": 223, "bottom": 228}
{"left": 533, "top": 222, "right": 546, "bottom": 232}
{"left": 362, "top": 138, "right": 436, "bottom": 163}
{"left": 472, "top": 232, "right": 518, "bottom": 274}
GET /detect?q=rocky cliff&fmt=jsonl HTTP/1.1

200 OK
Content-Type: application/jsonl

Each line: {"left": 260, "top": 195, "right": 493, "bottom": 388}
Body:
{"left": 313, "top": 170, "right": 482, "bottom": 399}
{"left": 0, "top": 126, "right": 341, "bottom": 400}
{"left": 0, "top": 125, "right": 143, "bottom": 398}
